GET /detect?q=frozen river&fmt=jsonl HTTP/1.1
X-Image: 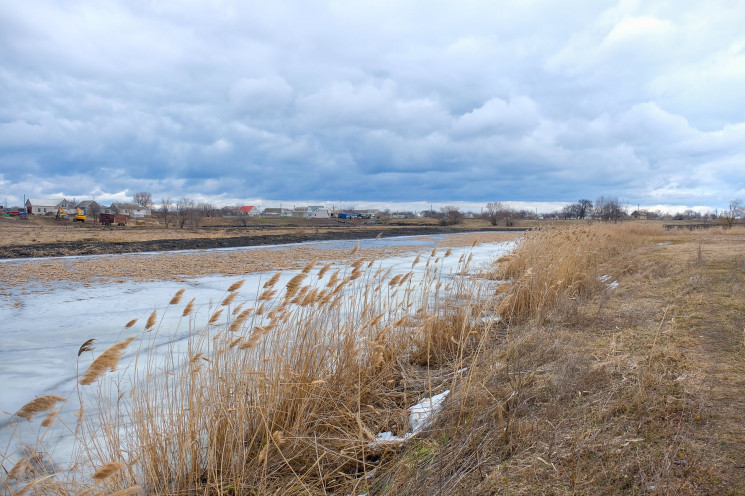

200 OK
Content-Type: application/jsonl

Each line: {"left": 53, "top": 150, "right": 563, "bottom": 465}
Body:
{"left": 0, "top": 233, "right": 513, "bottom": 470}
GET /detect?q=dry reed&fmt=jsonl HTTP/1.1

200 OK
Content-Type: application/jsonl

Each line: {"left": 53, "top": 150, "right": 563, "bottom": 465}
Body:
{"left": 92, "top": 462, "right": 126, "bottom": 480}
{"left": 144, "top": 310, "right": 157, "bottom": 330}
{"left": 227, "top": 279, "right": 245, "bottom": 292}
{"left": 79, "top": 337, "right": 136, "bottom": 385}
{"left": 5, "top": 234, "right": 524, "bottom": 494}
{"left": 168, "top": 289, "right": 185, "bottom": 305}
{"left": 16, "top": 395, "right": 67, "bottom": 421}
{"left": 263, "top": 272, "right": 282, "bottom": 288}
{"left": 182, "top": 298, "right": 195, "bottom": 317}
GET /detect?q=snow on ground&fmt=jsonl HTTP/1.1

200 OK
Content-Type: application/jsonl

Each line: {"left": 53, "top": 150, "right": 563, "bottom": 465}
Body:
{"left": 0, "top": 234, "right": 513, "bottom": 467}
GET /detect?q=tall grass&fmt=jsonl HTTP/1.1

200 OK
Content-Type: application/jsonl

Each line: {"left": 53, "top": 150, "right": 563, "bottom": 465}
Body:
{"left": 2, "top": 245, "right": 500, "bottom": 495}
{"left": 491, "top": 223, "right": 662, "bottom": 323}
{"left": 373, "top": 223, "right": 698, "bottom": 494}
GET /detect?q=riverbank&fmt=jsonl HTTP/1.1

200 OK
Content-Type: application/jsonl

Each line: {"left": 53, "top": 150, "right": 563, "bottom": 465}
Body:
{"left": 0, "top": 215, "right": 523, "bottom": 258}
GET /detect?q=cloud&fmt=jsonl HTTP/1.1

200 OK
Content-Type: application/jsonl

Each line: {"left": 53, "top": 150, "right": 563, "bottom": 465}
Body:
{"left": 452, "top": 96, "right": 540, "bottom": 138}
{"left": 228, "top": 76, "right": 293, "bottom": 117}
{"left": 1, "top": 0, "right": 744, "bottom": 212}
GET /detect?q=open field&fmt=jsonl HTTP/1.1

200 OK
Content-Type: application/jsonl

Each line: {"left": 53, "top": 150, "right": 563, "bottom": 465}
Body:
{"left": 0, "top": 215, "right": 522, "bottom": 258}
{"left": 3, "top": 224, "right": 745, "bottom": 494}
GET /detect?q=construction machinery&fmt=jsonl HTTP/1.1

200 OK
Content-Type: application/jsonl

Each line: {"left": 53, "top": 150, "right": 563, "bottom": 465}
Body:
{"left": 73, "top": 207, "right": 86, "bottom": 222}
{"left": 55, "top": 207, "right": 67, "bottom": 220}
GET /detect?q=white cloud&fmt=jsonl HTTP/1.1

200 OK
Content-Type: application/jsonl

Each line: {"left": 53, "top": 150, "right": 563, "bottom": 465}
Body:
{"left": 452, "top": 96, "right": 540, "bottom": 138}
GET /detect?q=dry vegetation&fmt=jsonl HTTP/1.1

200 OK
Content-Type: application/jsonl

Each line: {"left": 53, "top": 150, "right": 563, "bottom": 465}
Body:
{"left": 3, "top": 224, "right": 745, "bottom": 495}
{"left": 0, "top": 215, "right": 501, "bottom": 248}
{"left": 0, "top": 232, "right": 517, "bottom": 292}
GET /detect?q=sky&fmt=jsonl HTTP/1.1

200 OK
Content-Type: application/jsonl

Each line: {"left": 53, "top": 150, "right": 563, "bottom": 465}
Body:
{"left": 1, "top": 0, "right": 744, "bottom": 213}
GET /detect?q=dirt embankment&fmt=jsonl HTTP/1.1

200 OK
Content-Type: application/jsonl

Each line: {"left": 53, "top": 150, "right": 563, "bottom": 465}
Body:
{"left": 0, "top": 225, "right": 522, "bottom": 259}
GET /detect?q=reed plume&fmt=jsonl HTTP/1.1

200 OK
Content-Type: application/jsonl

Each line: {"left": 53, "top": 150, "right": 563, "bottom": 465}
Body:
{"left": 227, "top": 279, "right": 245, "bottom": 292}
{"left": 285, "top": 273, "right": 307, "bottom": 300}
{"left": 169, "top": 288, "right": 185, "bottom": 305}
{"left": 92, "top": 461, "right": 126, "bottom": 480}
{"left": 258, "top": 288, "right": 276, "bottom": 301}
{"left": 145, "top": 310, "right": 157, "bottom": 331}
{"left": 229, "top": 308, "right": 253, "bottom": 332}
{"left": 208, "top": 309, "right": 223, "bottom": 326}
{"left": 80, "top": 337, "right": 136, "bottom": 385}
{"left": 16, "top": 395, "right": 67, "bottom": 421}
{"left": 124, "top": 319, "right": 137, "bottom": 328}
{"left": 301, "top": 260, "right": 316, "bottom": 274}
{"left": 317, "top": 263, "right": 332, "bottom": 279}
{"left": 41, "top": 410, "right": 59, "bottom": 427}
{"left": 78, "top": 338, "right": 96, "bottom": 356}
{"left": 263, "top": 272, "right": 281, "bottom": 288}
{"left": 221, "top": 292, "right": 238, "bottom": 306}
{"left": 182, "top": 298, "right": 195, "bottom": 316}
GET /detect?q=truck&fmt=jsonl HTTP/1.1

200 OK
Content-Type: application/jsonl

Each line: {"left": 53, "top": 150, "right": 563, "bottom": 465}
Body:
{"left": 99, "top": 213, "right": 128, "bottom": 226}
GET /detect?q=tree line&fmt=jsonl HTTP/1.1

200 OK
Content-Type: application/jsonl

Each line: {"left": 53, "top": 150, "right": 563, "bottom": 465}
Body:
{"left": 128, "top": 191, "right": 744, "bottom": 229}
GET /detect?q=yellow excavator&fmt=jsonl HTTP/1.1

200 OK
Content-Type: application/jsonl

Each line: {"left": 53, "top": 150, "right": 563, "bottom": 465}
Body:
{"left": 73, "top": 207, "right": 86, "bottom": 222}
{"left": 55, "top": 206, "right": 67, "bottom": 220}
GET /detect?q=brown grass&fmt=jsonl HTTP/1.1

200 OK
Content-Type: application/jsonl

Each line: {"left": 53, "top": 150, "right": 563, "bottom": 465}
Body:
{"left": 6, "top": 225, "right": 744, "bottom": 494}
{"left": 371, "top": 224, "right": 745, "bottom": 495}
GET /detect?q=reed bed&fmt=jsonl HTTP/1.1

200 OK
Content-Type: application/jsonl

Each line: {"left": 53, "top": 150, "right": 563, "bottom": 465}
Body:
{"left": 2, "top": 243, "right": 502, "bottom": 495}
{"left": 373, "top": 223, "right": 704, "bottom": 494}
{"left": 5, "top": 224, "right": 695, "bottom": 494}
{"left": 490, "top": 223, "right": 662, "bottom": 323}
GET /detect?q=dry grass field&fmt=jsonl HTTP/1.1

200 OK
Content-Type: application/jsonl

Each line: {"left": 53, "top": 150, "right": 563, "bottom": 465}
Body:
{"left": 0, "top": 215, "right": 504, "bottom": 248}
{"left": 3, "top": 223, "right": 745, "bottom": 495}
{"left": 0, "top": 215, "right": 324, "bottom": 246}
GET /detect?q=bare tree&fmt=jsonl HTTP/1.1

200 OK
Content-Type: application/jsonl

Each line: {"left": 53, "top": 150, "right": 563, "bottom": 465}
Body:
{"left": 484, "top": 202, "right": 503, "bottom": 226}
{"left": 484, "top": 202, "right": 516, "bottom": 226}
{"left": 176, "top": 197, "right": 194, "bottom": 228}
{"left": 720, "top": 199, "right": 743, "bottom": 229}
{"left": 160, "top": 197, "right": 173, "bottom": 228}
{"left": 88, "top": 202, "right": 101, "bottom": 220}
{"left": 133, "top": 191, "right": 153, "bottom": 209}
{"left": 576, "top": 199, "right": 592, "bottom": 219}
{"left": 594, "top": 196, "right": 624, "bottom": 222}
{"left": 440, "top": 205, "right": 464, "bottom": 226}
{"left": 198, "top": 202, "right": 216, "bottom": 219}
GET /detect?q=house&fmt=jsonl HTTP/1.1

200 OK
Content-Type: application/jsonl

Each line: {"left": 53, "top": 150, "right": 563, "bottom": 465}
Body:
{"left": 358, "top": 209, "right": 378, "bottom": 219}
{"left": 25, "top": 198, "right": 69, "bottom": 215}
{"left": 292, "top": 206, "right": 311, "bottom": 218}
{"left": 308, "top": 207, "right": 331, "bottom": 219}
{"left": 76, "top": 200, "right": 101, "bottom": 217}
{"left": 110, "top": 203, "right": 151, "bottom": 218}
{"left": 239, "top": 206, "right": 260, "bottom": 217}
{"left": 261, "top": 207, "right": 291, "bottom": 217}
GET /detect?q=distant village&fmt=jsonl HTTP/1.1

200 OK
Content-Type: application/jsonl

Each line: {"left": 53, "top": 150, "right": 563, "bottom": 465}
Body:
{"left": 2, "top": 195, "right": 740, "bottom": 227}
{"left": 6, "top": 197, "right": 440, "bottom": 222}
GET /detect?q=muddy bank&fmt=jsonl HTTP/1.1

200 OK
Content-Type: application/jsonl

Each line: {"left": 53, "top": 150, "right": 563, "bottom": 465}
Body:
{"left": 0, "top": 226, "right": 523, "bottom": 259}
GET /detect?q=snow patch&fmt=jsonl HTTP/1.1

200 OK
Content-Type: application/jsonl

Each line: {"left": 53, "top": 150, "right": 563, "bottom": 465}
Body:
{"left": 599, "top": 274, "right": 619, "bottom": 290}
{"left": 372, "top": 390, "right": 450, "bottom": 445}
